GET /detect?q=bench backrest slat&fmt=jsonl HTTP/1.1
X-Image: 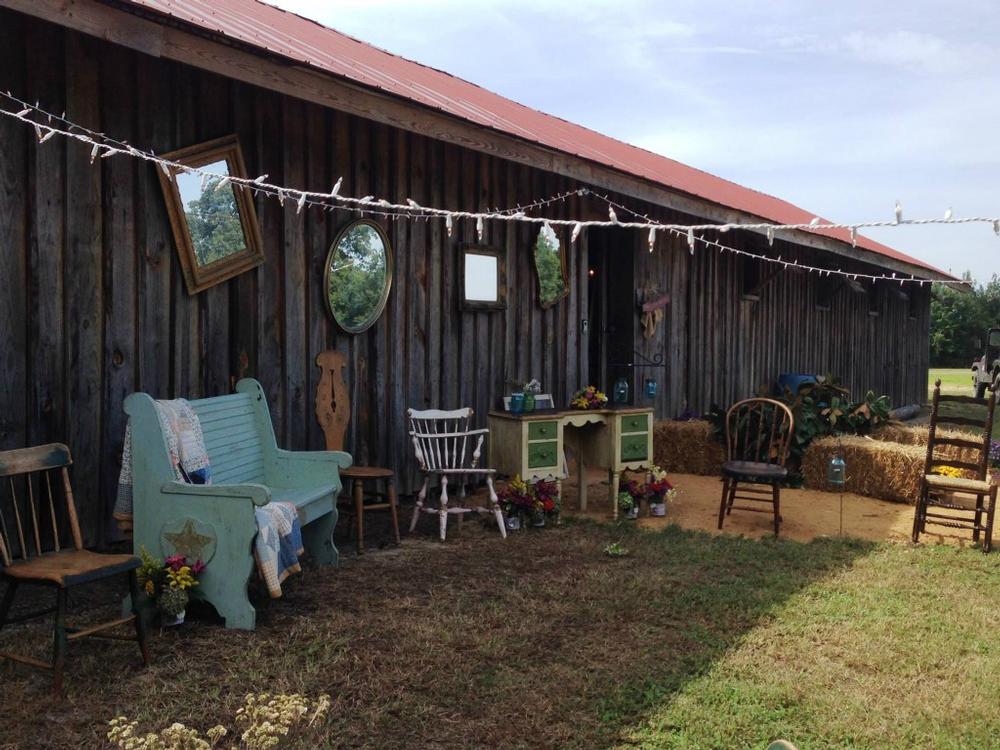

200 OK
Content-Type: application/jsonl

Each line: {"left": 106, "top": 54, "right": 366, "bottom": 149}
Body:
{"left": 190, "top": 393, "right": 267, "bottom": 484}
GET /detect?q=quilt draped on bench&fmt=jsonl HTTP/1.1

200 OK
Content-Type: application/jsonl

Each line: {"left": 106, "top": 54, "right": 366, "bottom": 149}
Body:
{"left": 114, "top": 398, "right": 303, "bottom": 598}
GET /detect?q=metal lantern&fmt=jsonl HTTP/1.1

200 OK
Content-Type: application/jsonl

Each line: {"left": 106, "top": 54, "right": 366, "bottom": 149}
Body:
{"left": 644, "top": 377, "right": 658, "bottom": 398}
{"left": 828, "top": 454, "right": 846, "bottom": 487}
{"left": 613, "top": 377, "right": 630, "bottom": 404}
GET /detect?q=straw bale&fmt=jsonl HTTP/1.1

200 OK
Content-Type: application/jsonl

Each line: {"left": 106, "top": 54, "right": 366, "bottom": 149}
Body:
{"left": 802, "top": 435, "right": 925, "bottom": 504}
{"left": 653, "top": 420, "right": 724, "bottom": 475}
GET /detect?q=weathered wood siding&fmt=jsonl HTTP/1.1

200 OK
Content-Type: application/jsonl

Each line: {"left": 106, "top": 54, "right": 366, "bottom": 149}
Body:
{"left": 0, "top": 11, "right": 930, "bottom": 544}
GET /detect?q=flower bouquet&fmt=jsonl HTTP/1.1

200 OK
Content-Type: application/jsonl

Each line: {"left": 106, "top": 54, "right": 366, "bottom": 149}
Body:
{"left": 137, "top": 547, "right": 204, "bottom": 626}
{"left": 645, "top": 466, "right": 677, "bottom": 517}
{"left": 531, "top": 479, "right": 560, "bottom": 527}
{"left": 498, "top": 475, "right": 534, "bottom": 530}
{"left": 619, "top": 479, "right": 645, "bottom": 519}
{"left": 498, "top": 476, "right": 560, "bottom": 529}
{"left": 571, "top": 385, "right": 608, "bottom": 410}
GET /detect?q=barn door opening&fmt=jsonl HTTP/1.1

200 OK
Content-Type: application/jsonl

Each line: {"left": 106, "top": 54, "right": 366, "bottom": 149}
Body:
{"left": 587, "top": 227, "right": 635, "bottom": 401}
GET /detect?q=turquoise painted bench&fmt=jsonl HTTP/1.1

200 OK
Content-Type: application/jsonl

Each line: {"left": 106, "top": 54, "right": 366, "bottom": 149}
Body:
{"left": 123, "top": 378, "right": 352, "bottom": 630}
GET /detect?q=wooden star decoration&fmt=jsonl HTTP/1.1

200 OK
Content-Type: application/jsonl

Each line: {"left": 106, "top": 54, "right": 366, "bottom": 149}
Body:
{"left": 163, "top": 519, "right": 213, "bottom": 561}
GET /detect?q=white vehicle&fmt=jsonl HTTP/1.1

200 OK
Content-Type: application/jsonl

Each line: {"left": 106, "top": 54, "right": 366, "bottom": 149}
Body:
{"left": 971, "top": 328, "right": 1000, "bottom": 398}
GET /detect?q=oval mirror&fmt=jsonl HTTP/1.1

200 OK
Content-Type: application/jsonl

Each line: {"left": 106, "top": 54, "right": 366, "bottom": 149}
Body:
{"left": 325, "top": 219, "right": 393, "bottom": 334}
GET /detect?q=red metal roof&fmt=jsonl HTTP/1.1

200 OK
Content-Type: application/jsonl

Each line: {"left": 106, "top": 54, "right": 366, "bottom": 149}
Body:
{"left": 126, "top": 0, "right": 944, "bottom": 276}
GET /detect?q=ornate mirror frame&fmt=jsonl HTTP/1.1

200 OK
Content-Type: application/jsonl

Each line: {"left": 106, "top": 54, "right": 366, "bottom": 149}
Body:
{"left": 157, "top": 135, "right": 264, "bottom": 295}
{"left": 532, "top": 224, "right": 570, "bottom": 309}
{"left": 324, "top": 218, "right": 394, "bottom": 335}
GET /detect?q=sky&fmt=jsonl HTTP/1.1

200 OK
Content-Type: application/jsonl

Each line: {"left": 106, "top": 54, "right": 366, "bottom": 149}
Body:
{"left": 265, "top": 0, "right": 999, "bottom": 282}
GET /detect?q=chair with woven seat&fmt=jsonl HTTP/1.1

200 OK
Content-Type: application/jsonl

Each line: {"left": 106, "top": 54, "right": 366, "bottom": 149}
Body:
{"left": 717, "top": 397, "right": 795, "bottom": 537}
{"left": 0, "top": 444, "right": 150, "bottom": 693}
{"left": 911, "top": 380, "right": 997, "bottom": 552}
{"left": 315, "top": 351, "right": 400, "bottom": 554}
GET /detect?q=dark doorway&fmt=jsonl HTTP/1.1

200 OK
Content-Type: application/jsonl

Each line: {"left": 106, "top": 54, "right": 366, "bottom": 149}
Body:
{"left": 587, "top": 228, "right": 635, "bottom": 402}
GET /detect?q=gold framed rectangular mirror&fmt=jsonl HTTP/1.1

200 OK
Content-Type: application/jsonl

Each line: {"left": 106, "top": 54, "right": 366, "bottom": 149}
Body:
{"left": 460, "top": 245, "right": 507, "bottom": 311}
{"left": 158, "top": 135, "right": 264, "bottom": 295}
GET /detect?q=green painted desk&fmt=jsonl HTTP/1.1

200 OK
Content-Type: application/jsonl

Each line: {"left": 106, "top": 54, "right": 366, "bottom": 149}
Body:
{"left": 487, "top": 407, "right": 654, "bottom": 519}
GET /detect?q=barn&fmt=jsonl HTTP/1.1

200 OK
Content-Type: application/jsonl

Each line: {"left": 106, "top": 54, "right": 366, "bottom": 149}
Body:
{"left": 0, "top": 0, "right": 949, "bottom": 545}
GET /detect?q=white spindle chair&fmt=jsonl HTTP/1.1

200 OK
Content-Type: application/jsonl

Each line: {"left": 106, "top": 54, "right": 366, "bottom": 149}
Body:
{"left": 407, "top": 408, "right": 506, "bottom": 541}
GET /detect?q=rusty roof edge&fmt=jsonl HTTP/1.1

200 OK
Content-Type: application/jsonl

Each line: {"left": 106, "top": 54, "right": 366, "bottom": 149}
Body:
{"left": 106, "top": 0, "right": 955, "bottom": 282}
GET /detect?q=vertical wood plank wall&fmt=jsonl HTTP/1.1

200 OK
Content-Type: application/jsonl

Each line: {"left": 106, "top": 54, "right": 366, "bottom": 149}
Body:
{"left": 0, "top": 14, "right": 930, "bottom": 544}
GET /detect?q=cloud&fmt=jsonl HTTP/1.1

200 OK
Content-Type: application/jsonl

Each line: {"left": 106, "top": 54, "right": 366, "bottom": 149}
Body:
{"left": 839, "top": 29, "right": 994, "bottom": 73}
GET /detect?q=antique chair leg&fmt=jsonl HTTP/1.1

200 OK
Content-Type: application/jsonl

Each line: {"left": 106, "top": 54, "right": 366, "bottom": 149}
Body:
{"left": 52, "top": 588, "right": 68, "bottom": 696}
{"left": 717, "top": 478, "right": 730, "bottom": 529}
{"left": 438, "top": 475, "right": 449, "bottom": 542}
{"left": 353, "top": 478, "right": 365, "bottom": 555}
{"left": 984, "top": 486, "right": 998, "bottom": 553}
{"left": 486, "top": 476, "right": 506, "bottom": 540}
{"left": 726, "top": 481, "right": 737, "bottom": 515}
{"left": 128, "top": 570, "right": 151, "bottom": 667}
{"left": 911, "top": 485, "right": 926, "bottom": 544}
{"left": 973, "top": 492, "right": 984, "bottom": 544}
{"left": 410, "top": 476, "right": 429, "bottom": 533}
{"left": 772, "top": 484, "right": 781, "bottom": 537}
{"left": 0, "top": 580, "right": 18, "bottom": 633}
{"left": 387, "top": 478, "right": 401, "bottom": 546}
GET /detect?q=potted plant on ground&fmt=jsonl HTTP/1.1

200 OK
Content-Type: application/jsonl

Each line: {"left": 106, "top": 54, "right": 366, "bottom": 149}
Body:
{"left": 531, "top": 479, "right": 560, "bottom": 527}
{"left": 646, "top": 466, "right": 677, "bottom": 517}
{"left": 618, "top": 481, "right": 643, "bottom": 520}
{"left": 137, "top": 548, "right": 204, "bottom": 626}
{"left": 497, "top": 475, "right": 534, "bottom": 531}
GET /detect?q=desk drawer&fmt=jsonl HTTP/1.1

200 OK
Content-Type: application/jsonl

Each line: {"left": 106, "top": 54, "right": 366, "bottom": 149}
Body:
{"left": 619, "top": 413, "right": 649, "bottom": 434}
{"left": 620, "top": 434, "right": 648, "bottom": 462}
{"left": 528, "top": 420, "right": 559, "bottom": 441}
{"left": 527, "top": 440, "right": 559, "bottom": 469}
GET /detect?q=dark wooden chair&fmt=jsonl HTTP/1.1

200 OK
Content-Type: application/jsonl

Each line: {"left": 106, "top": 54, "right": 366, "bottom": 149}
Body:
{"left": 911, "top": 380, "right": 998, "bottom": 552}
{"left": 717, "top": 398, "right": 795, "bottom": 537}
{"left": 0, "top": 444, "right": 150, "bottom": 693}
{"left": 316, "top": 351, "right": 400, "bottom": 554}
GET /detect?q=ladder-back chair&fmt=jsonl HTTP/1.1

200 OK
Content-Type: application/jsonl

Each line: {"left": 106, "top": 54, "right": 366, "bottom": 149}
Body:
{"left": 717, "top": 398, "right": 795, "bottom": 537}
{"left": 407, "top": 408, "right": 506, "bottom": 541}
{"left": 911, "top": 380, "right": 998, "bottom": 552}
{"left": 316, "top": 350, "right": 400, "bottom": 554}
{"left": 0, "top": 444, "right": 149, "bottom": 693}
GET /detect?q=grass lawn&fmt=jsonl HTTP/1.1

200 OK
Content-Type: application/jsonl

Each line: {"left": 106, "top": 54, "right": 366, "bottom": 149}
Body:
{"left": 929, "top": 367, "right": 973, "bottom": 398}
{"left": 927, "top": 368, "right": 1000, "bottom": 440}
{"left": 4, "top": 524, "right": 1000, "bottom": 749}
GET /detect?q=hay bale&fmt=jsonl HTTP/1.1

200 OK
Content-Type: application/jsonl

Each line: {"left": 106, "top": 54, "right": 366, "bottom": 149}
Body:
{"left": 802, "top": 435, "right": 924, "bottom": 504}
{"left": 653, "top": 420, "right": 724, "bottom": 475}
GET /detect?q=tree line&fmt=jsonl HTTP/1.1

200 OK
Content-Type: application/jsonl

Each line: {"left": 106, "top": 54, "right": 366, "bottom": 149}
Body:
{"left": 930, "top": 274, "right": 1000, "bottom": 367}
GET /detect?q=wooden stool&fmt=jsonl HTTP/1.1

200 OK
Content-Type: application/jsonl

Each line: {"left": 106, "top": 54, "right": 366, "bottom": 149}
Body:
{"left": 340, "top": 465, "right": 400, "bottom": 554}
{"left": 316, "top": 350, "right": 403, "bottom": 554}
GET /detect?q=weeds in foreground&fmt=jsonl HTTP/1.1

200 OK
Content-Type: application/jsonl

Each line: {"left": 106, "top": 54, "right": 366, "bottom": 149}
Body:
{"left": 107, "top": 693, "right": 330, "bottom": 750}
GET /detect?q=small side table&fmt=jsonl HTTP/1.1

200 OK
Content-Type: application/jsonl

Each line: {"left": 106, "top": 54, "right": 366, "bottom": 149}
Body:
{"left": 340, "top": 466, "right": 401, "bottom": 554}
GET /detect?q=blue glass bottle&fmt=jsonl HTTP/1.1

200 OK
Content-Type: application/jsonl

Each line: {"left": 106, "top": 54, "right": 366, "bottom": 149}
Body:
{"left": 613, "top": 377, "right": 629, "bottom": 404}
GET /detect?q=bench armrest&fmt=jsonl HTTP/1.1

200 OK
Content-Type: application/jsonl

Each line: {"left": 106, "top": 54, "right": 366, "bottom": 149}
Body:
{"left": 275, "top": 448, "right": 353, "bottom": 469}
{"left": 160, "top": 480, "right": 272, "bottom": 506}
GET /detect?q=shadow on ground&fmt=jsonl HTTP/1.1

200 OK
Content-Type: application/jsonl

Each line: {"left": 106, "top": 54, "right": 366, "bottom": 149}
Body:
{"left": 0, "top": 517, "right": 873, "bottom": 749}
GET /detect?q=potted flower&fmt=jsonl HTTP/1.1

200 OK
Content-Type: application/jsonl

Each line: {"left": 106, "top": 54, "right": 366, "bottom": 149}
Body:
{"left": 137, "top": 548, "right": 204, "bottom": 626}
{"left": 617, "top": 491, "right": 637, "bottom": 519}
{"left": 646, "top": 466, "right": 677, "bottom": 517}
{"left": 571, "top": 385, "right": 608, "bottom": 410}
{"left": 497, "top": 475, "right": 534, "bottom": 531}
{"left": 531, "top": 479, "right": 560, "bottom": 527}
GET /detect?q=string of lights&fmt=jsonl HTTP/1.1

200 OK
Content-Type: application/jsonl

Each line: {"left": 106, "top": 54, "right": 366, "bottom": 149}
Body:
{"left": 0, "top": 91, "right": 974, "bottom": 286}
